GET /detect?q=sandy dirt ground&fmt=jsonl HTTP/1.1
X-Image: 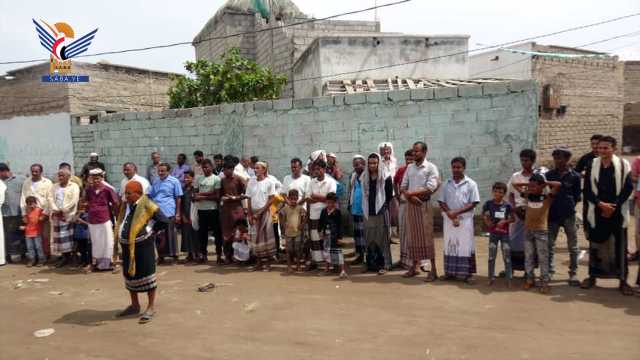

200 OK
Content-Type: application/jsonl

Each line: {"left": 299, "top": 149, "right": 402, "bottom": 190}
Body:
{"left": 1, "top": 216, "right": 639, "bottom": 360}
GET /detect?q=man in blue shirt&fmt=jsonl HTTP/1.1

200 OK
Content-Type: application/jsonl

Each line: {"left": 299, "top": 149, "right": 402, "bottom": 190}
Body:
{"left": 545, "top": 146, "right": 582, "bottom": 286}
{"left": 349, "top": 155, "right": 366, "bottom": 264}
{"left": 149, "top": 163, "right": 183, "bottom": 263}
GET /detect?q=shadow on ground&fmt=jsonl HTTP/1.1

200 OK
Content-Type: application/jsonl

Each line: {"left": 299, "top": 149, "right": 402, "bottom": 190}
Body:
{"left": 54, "top": 309, "right": 130, "bottom": 326}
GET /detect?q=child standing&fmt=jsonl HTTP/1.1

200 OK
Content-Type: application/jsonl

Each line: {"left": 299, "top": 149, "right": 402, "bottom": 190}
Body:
{"left": 74, "top": 200, "right": 92, "bottom": 271}
{"left": 319, "top": 192, "right": 347, "bottom": 278}
{"left": 482, "top": 182, "right": 515, "bottom": 287}
{"left": 23, "top": 196, "right": 46, "bottom": 267}
{"left": 279, "top": 189, "right": 306, "bottom": 273}
{"left": 513, "top": 174, "right": 561, "bottom": 293}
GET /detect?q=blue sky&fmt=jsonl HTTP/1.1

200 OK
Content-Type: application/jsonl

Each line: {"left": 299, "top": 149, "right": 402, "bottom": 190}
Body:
{"left": 1, "top": 0, "right": 639, "bottom": 75}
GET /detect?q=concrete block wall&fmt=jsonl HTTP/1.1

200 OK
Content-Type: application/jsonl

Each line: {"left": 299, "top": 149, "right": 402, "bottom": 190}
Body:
{"left": 72, "top": 80, "right": 538, "bottom": 205}
{"left": 532, "top": 57, "right": 623, "bottom": 165}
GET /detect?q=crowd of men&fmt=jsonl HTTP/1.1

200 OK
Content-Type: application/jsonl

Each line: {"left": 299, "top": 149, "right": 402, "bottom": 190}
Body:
{"left": 1, "top": 136, "right": 639, "bottom": 323}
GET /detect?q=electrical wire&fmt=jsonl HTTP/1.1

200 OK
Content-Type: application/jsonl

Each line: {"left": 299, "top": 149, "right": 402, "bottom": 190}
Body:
{"left": 0, "top": 0, "right": 411, "bottom": 66}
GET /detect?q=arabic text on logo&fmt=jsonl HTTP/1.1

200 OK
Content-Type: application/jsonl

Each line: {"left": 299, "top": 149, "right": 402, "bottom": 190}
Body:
{"left": 32, "top": 19, "right": 98, "bottom": 83}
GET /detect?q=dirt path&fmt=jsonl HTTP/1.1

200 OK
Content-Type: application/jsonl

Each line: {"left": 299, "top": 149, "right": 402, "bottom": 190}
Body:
{"left": 1, "top": 228, "right": 639, "bottom": 360}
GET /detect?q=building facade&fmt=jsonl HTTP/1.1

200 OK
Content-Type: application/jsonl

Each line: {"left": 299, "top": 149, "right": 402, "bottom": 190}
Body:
{"left": 0, "top": 61, "right": 176, "bottom": 176}
{"left": 470, "top": 42, "right": 624, "bottom": 164}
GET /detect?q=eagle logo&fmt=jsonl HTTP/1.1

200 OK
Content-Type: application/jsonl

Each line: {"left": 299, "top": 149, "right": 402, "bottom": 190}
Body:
{"left": 32, "top": 19, "right": 98, "bottom": 75}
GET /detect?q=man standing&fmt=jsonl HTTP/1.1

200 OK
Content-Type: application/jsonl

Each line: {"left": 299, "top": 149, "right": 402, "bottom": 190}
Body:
{"left": 400, "top": 141, "right": 440, "bottom": 282}
{"left": 236, "top": 156, "right": 252, "bottom": 180}
{"left": 246, "top": 162, "right": 277, "bottom": 271}
{"left": 628, "top": 155, "right": 640, "bottom": 262}
{"left": 194, "top": 159, "right": 223, "bottom": 264}
{"left": 119, "top": 162, "right": 150, "bottom": 200}
{"left": 171, "top": 153, "right": 191, "bottom": 185}
{"left": 220, "top": 161, "right": 247, "bottom": 263}
{"left": 192, "top": 150, "right": 205, "bottom": 177}
{"left": 213, "top": 154, "right": 224, "bottom": 175}
{"left": 575, "top": 134, "right": 603, "bottom": 176}
{"left": 85, "top": 169, "right": 119, "bottom": 271}
{"left": 307, "top": 160, "right": 337, "bottom": 268}
{"left": 47, "top": 169, "right": 80, "bottom": 268}
{"left": 282, "top": 158, "right": 311, "bottom": 205}
{"left": 0, "top": 178, "right": 5, "bottom": 265}
{"left": 147, "top": 152, "right": 161, "bottom": 184}
{"left": 149, "top": 163, "right": 182, "bottom": 264}
{"left": 20, "top": 164, "right": 53, "bottom": 258}
{"left": 545, "top": 147, "right": 582, "bottom": 285}
{"left": 115, "top": 180, "right": 169, "bottom": 324}
{"left": 58, "top": 163, "right": 83, "bottom": 190}
{"left": 438, "top": 157, "right": 480, "bottom": 283}
{"left": 80, "top": 153, "right": 106, "bottom": 181}
{"left": 348, "top": 155, "right": 366, "bottom": 264}
{"left": 581, "top": 136, "right": 634, "bottom": 295}
{"left": 1, "top": 163, "right": 25, "bottom": 263}
{"left": 395, "top": 150, "right": 415, "bottom": 269}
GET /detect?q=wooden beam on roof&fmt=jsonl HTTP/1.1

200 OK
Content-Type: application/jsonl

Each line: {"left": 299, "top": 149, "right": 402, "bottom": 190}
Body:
{"left": 432, "top": 80, "right": 457, "bottom": 88}
{"left": 406, "top": 79, "right": 416, "bottom": 89}
{"left": 366, "top": 79, "right": 376, "bottom": 91}
{"left": 355, "top": 80, "right": 364, "bottom": 92}
{"left": 343, "top": 80, "right": 354, "bottom": 94}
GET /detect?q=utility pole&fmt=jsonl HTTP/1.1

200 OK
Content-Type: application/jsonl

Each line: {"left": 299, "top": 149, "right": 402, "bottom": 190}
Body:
{"left": 374, "top": 0, "right": 379, "bottom": 22}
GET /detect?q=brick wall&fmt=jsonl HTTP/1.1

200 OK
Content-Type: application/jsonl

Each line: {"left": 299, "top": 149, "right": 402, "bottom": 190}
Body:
{"left": 67, "top": 63, "right": 174, "bottom": 113}
{"left": 0, "top": 62, "right": 174, "bottom": 120}
{"left": 532, "top": 56, "right": 623, "bottom": 165}
{"left": 0, "top": 67, "right": 70, "bottom": 120}
{"left": 71, "top": 80, "right": 538, "bottom": 205}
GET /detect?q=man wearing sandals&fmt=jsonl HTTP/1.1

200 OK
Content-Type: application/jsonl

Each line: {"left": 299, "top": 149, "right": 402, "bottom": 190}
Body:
{"left": 115, "top": 181, "right": 169, "bottom": 324}
{"left": 400, "top": 141, "right": 440, "bottom": 282}
{"left": 581, "top": 136, "right": 635, "bottom": 296}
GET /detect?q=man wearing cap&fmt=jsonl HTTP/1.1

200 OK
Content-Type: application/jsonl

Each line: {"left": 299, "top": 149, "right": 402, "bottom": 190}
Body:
{"left": 81, "top": 153, "right": 106, "bottom": 181}
{"left": 85, "top": 168, "right": 120, "bottom": 271}
{"left": 1, "top": 163, "right": 26, "bottom": 263}
{"left": 114, "top": 180, "right": 168, "bottom": 324}
{"left": 545, "top": 146, "right": 582, "bottom": 285}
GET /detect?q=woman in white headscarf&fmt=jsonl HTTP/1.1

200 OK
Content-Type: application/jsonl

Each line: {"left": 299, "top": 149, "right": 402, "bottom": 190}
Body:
{"left": 360, "top": 153, "right": 393, "bottom": 274}
{"left": 379, "top": 142, "right": 400, "bottom": 238}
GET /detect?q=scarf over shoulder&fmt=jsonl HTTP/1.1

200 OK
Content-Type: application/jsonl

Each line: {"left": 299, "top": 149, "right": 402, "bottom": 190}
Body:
{"left": 114, "top": 195, "right": 159, "bottom": 276}
{"left": 587, "top": 155, "right": 631, "bottom": 228}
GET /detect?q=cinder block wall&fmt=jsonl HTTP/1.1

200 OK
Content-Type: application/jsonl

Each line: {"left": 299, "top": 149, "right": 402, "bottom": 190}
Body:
{"left": 533, "top": 57, "right": 624, "bottom": 164}
{"left": 72, "top": 80, "right": 538, "bottom": 205}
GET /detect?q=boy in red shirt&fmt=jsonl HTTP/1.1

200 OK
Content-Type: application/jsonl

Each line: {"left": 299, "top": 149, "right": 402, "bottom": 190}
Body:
{"left": 22, "top": 196, "right": 46, "bottom": 267}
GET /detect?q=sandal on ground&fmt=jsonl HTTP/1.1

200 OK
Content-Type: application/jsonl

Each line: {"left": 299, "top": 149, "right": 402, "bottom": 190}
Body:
{"left": 198, "top": 283, "right": 216, "bottom": 292}
{"left": 262, "top": 264, "right": 271, "bottom": 272}
{"left": 377, "top": 269, "right": 387, "bottom": 275}
{"left": 339, "top": 270, "right": 348, "bottom": 279}
{"left": 248, "top": 266, "right": 259, "bottom": 272}
{"left": 423, "top": 273, "right": 437, "bottom": 283}
{"left": 619, "top": 283, "right": 634, "bottom": 296}
{"left": 112, "top": 265, "right": 120, "bottom": 274}
{"left": 138, "top": 311, "right": 155, "bottom": 324}
{"left": 402, "top": 268, "right": 418, "bottom": 278}
{"left": 580, "top": 278, "right": 596, "bottom": 289}
{"left": 464, "top": 276, "right": 476, "bottom": 285}
{"left": 116, "top": 305, "right": 141, "bottom": 318}
{"left": 539, "top": 283, "right": 551, "bottom": 294}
